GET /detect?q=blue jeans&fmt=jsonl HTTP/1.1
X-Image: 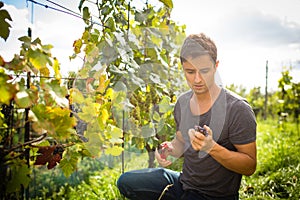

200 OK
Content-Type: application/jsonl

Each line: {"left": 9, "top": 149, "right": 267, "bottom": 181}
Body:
{"left": 117, "top": 168, "right": 182, "bottom": 200}
{"left": 117, "top": 168, "right": 239, "bottom": 200}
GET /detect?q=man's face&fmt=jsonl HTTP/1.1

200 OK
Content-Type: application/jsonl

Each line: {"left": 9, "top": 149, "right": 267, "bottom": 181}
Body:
{"left": 182, "top": 54, "right": 216, "bottom": 95}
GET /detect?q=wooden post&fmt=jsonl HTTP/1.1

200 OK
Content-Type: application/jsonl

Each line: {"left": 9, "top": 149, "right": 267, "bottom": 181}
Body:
{"left": 24, "top": 27, "right": 32, "bottom": 200}
{"left": 122, "top": 110, "right": 125, "bottom": 174}
{"left": 264, "top": 60, "right": 268, "bottom": 120}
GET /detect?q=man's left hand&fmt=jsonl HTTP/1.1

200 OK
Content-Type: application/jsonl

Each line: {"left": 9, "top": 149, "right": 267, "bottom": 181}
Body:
{"left": 188, "top": 125, "right": 216, "bottom": 152}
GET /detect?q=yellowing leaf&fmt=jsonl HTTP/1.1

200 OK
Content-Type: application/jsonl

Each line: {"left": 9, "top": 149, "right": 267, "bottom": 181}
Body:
{"left": 69, "top": 88, "right": 85, "bottom": 104}
{"left": 159, "top": 0, "right": 173, "bottom": 9}
{"left": 39, "top": 66, "right": 50, "bottom": 77}
{"left": 100, "top": 107, "right": 109, "bottom": 124}
{"left": 109, "top": 138, "right": 123, "bottom": 144}
{"left": 0, "top": 85, "right": 13, "bottom": 104}
{"left": 107, "top": 124, "right": 123, "bottom": 144}
{"left": 109, "top": 124, "right": 123, "bottom": 138}
{"left": 31, "top": 105, "right": 76, "bottom": 139}
{"left": 53, "top": 57, "right": 62, "bottom": 80}
{"left": 105, "top": 145, "right": 123, "bottom": 156}
{"left": 0, "top": 70, "right": 16, "bottom": 104}
{"left": 96, "top": 73, "right": 110, "bottom": 93}
{"left": 28, "top": 49, "right": 52, "bottom": 70}
{"left": 73, "top": 38, "right": 82, "bottom": 54}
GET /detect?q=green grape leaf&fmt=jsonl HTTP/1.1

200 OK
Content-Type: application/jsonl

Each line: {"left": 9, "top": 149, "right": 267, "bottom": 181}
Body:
{"left": 78, "top": 102, "right": 99, "bottom": 122}
{"left": 59, "top": 152, "right": 79, "bottom": 178}
{"left": 18, "top": 35, "right": 31, "bottom": 44}
{"left": 70, "top": 88, "right": 85, "bottom": 104}
{"left": 82, "top": 7, "right": 90, "bottom": 24}
{"left": 84, "top": 122, "right": 104, "bottom": 157}
{"left": 6, "top": 160, "right": 31, "bottom": 193}
{"left": 141, "top": 123, "right": 156, "bottom": 138}
{"left": 78, "top": 0, "right": 86, "bottom": 11}
{"left": 159, "top": 96, "right": 172, "bottom": 113}
{"left": 153, "top": 111, "right": 161, "bottom": 121}
{"left": 43, "top": 80, "right": 68, "bottom": 108}
{"left": 14, "top": 86, "right": 38, "bottom": 108}
{"left": 0, "top": 6, "right": 12, "bottom": 41}
{"left": 151, "top": 34, "right": 162, "bottom": 47}
{"left": 15, "top": 91, "right": 31, "bottom": 108}
{"left": 108, "top": 124, "right": 123, "bottom": 144}
{"left": 105, "top": 17, "right": 116, "bottom": 32}
{"left": 85, "top": 43, "right": 99, "bottom": 63}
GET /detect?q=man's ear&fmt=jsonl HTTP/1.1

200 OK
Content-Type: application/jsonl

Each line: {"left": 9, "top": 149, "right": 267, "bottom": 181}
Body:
{"left": 215, "top": 60, "right": 219, "bottom": 68}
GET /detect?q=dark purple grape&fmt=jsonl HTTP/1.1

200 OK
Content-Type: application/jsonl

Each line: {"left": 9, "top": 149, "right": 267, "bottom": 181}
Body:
{"left": 194, "top": 125, "right": 208, "bottom": 137}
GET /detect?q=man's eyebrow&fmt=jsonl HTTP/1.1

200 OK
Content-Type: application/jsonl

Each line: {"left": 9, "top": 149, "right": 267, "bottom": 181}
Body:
{"left": 199, "top": 66, "right": 211, "bottom": 69}
{"left": 184, "top": 68, "right": 196, "bottom": 70}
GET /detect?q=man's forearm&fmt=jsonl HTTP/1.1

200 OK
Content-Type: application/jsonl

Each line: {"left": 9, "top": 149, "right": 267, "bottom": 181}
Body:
{"left": 208, "top": 143, "right": 256, "bottom": 176}
{"left": 170, "top": 138, "right": 185, "bottom": 158}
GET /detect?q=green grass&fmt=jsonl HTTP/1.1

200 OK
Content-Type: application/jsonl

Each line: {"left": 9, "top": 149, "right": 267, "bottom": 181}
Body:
{"left": 240, "top": 119, "right": 300, "bottom": 199}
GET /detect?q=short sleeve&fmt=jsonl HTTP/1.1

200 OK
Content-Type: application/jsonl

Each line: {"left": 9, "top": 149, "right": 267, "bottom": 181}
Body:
{"left": 228, "top": 100, "right": 257, "bottom": 144}
{"left": 173, "top": 101, "right": 181, "bottom": 131}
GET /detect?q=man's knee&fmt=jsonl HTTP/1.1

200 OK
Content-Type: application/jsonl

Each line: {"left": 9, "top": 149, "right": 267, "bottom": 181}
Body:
{"left": 117, "top": 172, "right": 132, "bottom": 197}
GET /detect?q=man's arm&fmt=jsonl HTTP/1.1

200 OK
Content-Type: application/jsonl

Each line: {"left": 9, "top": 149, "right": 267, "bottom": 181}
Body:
{"left": 189, "top": 126, "right": 257, "bottom": 176}
{"left": 170, "top": 131, "right": 186, "bottom": 158}
{"left": 208, "top": 141, "right": 257, "bottom": 176}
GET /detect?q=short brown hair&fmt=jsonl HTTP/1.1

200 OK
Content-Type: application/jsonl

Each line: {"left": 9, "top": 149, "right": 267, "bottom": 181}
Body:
{"left": 180, "top": 33, "right": 217, "bottom": 64}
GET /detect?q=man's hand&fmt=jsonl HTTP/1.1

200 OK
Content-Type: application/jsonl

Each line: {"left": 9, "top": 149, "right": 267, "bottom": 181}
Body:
{"left": 155, "top": 141, "right": 173, "bottom": 167}
{"left": 188, "top": 125, "right": 216, "bottom": 152}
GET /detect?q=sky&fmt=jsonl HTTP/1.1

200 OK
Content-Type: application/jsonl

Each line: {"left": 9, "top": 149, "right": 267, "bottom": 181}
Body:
{"left": 1, "top": 0, "right": 300, "bottom": 92}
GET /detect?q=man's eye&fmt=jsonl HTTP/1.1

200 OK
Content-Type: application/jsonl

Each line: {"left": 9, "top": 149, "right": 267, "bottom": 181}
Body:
{"left": 186, "top": 70, "right": 195, "bottom": 74}
{"left": 200, "top": 69, "right": 209, "bottom": 74}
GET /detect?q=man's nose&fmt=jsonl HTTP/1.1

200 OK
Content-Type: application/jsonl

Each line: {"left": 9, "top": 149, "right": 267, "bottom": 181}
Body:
{"left": 194, "top": 71, "right": 203, "bottom": 82}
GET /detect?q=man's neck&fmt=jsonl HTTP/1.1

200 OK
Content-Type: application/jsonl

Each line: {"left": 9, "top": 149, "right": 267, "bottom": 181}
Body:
{"left": 194, "top": 84, "right": 221, "bottom": 103}
{"left": 190, "top": 84, "right": 221, "bottom": 115}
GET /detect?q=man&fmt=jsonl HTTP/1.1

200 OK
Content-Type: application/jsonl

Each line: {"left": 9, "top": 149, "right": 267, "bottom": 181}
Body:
{"left": 117, "top": 33, "right": 257, "bottom": 200}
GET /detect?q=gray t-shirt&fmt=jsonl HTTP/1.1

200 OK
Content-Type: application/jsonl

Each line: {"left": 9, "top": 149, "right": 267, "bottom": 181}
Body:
{"left": 174, "top": 88, "right": 256, "bottom": 197}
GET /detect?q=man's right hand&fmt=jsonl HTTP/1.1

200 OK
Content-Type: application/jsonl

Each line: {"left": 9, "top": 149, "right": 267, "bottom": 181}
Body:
{"left": 155, "top": 142, "right": 173, "bottom": 167}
